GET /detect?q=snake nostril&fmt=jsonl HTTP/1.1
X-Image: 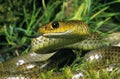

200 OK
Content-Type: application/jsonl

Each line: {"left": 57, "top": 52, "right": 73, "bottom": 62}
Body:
{"left": 51, "top": 21, "right": 59, "bottom": 29}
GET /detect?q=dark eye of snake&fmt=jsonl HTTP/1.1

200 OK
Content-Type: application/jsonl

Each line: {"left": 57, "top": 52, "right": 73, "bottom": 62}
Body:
{"left": 52, "top": 21, "right": 59, "bottom": 29}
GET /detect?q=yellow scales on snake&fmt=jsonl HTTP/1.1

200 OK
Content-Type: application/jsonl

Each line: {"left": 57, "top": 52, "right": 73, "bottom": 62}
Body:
{"left": 0, "top": 20, "right": 120, "bottom": 78}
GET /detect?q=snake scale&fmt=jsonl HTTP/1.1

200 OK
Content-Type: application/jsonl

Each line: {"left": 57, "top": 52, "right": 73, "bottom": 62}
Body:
{"left": 0, "top": 20, "right": 120, "bottom": 78}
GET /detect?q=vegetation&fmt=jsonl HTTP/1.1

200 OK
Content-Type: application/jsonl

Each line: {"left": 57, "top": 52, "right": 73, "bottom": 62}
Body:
{"left": 0, "top": 0, "right": 120, "bottom": 79}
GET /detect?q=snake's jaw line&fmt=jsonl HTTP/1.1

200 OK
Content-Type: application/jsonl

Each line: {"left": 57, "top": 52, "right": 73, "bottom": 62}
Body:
{"left": 43, "top": 30, "right": 73, "bottom": 38}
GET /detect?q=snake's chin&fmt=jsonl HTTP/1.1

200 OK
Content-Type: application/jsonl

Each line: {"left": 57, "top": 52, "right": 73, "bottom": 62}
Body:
{"left": 43, "top": 30, "right": 73, "bottom": 38}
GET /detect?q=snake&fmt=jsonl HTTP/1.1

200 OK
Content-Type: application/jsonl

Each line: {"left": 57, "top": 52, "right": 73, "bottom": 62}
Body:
{"left": 0, "top": 20, "right": 120, "bottom": 78}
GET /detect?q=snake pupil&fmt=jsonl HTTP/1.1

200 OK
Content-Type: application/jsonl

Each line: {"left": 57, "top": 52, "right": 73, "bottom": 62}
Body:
{"left": 52, "top": 21, "right": 59, "bottom": 29}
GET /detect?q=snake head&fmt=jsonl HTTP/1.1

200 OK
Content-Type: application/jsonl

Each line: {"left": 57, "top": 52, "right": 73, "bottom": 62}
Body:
{"left": 39, "top": 20, "right": 90, "bottom": 38}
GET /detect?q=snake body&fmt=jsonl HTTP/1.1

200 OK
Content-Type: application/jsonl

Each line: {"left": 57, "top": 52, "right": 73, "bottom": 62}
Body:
{"left": 84, "top": 46, "right": 120, "bottom": 68}
{"left": 0, "top": 20, "right": 120, "bottom": 78}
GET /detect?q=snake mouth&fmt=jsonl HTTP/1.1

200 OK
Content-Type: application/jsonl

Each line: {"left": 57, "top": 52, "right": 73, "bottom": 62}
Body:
{"left": 43, "top": 30, "right": 73, "bottom": 38}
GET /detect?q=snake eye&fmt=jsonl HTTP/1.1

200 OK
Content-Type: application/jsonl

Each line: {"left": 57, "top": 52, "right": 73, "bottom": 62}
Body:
{"left": 52, "top": 21, "right": 59, "bottom": 29}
